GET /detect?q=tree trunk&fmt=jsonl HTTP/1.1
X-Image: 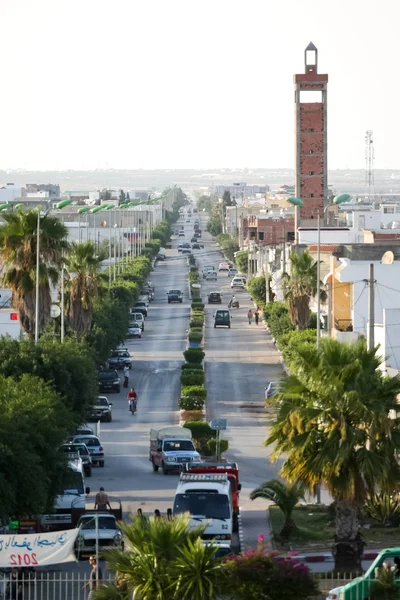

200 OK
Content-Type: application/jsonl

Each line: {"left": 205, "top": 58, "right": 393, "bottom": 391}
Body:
{"left": 280, "top": 517, "right": 298, "bottom": 540}
{"left": 289, "top": 295, "right": 310, "bottom": 330}
{"left": 332, "top": 500, "right": 365, "bottom": 572}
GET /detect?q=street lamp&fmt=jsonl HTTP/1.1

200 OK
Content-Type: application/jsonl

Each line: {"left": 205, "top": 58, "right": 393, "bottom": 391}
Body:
{"left": 90, "top": 205, "right": 104, "bottom": 249}
{"left": 78, "top": 206, "right": 91, "bottom": 242}
{"left": 316, "top": 193, "right": 351, "bottom": 350}
{"left": 56, "top": 199, "right": 73, "bottom": 343}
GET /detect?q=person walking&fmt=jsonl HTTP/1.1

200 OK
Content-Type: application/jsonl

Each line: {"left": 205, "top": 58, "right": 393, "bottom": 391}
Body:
{"left": 123, "top": 364, "right": 129, "bottom": 388}
{"left": 94, "top": 487, "right": 111, "bottom": 511}
{"left": 83, "top": 556, "right": 103, "bottom": 599}
{"left": 247, "top": 309, "right": 253, "bottom": 325}
{"left": 255, "top": 310, "right": 259, "bottom": 325}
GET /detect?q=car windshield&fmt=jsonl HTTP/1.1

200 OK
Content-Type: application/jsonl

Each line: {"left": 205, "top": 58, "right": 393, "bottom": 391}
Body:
{"left": 58, "top": 471, "right": 84, "bottom": 495}
{"left": 173, "top": 493, "right": 230, "bottom": 519}
{"left": 216, "top": 312, "right": 229, "bottom": 319}
{"left": 80, "top": 516, "right": 117, "bottom": 530}
{"left": 169, "top": 290, "right": 181, "bottom": 294}
{"left": 97, "top": 398, "right": 108, "bottom": 406}
{"left": 76, "top": 445, "right": 89, "bottom": 456}
{"left": 164, "top": 440, "right": 195, "bottom": 451}
{"left": 112, "top": 351, "right": 128, "bottom": 358}
{"left": 74, "top": 437, "right": 99, "bottom": 447}
{"left": 99, "top": 371, "right": 117, "bottom": 380}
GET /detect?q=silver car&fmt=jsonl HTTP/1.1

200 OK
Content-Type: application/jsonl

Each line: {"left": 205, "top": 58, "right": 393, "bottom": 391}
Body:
{"left": 69, "top": 435, "right": 105, "bottom": 467}
{"left": 75, "top": 513, "right": 123, "bottom": 557}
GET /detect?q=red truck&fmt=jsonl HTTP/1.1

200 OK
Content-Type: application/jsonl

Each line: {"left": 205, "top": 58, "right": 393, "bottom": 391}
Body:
{"left": 183, "top": 462, "right": 241, "bottom": 531}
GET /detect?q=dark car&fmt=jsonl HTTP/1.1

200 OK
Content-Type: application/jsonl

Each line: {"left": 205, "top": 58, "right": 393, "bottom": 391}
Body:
{"left": 98, "top": 369, "right": 121, "bottom": 393}
{"left": 167, "top": 289, "right": 183, "bottom": 303}
{"left": 193, "top": 223, "right": 199, "bottom": 231}
{"left": 132, "top": 302, "right": 148, "bottom": 318}
{"left": 191, "top": 237, "right": 198, "bottom": 243}
{"left": 208, "top": 292, "right": 222, "bottom": 304}
{"left": 108, "top": 348, "right": 132, "bottom": 370}
{"left": 90, "top": 396, "right": 113, "bottom": 422}
{"left": 192, "top": 242, "right": 200, "bottom": 249}
{"left": 194, "top": 230, "right": 202, "bottom": 238}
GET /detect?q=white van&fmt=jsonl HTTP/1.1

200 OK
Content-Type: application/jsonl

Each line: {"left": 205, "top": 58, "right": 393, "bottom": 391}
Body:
{"left": 129, "top": 312, "right": 145, "bottom": 331}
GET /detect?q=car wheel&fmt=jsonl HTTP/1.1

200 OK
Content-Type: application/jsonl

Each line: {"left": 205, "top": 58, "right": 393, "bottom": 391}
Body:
{"left": 168, "top": 299, "right": 171, "bottom": 303}
{"left": 152, "top": 460, "right": 159, "bottom": 472}
{"left": 129, "top": 365, "right": 132, "bottom": 369}
{"left": 228, "top": 325, "right": 231, "bottom": 328}
{"left": 99, "top": 461, "right": 105, "bottom": 468}
{"left": 180, "top": 299, "right": 182, "bottom": 303}
{"left": 162, "top": 462, "right": 168, "bottom": 475}
{"left": 107, "top": 415, "right": 112, "bottom": 422}
{"left": 117, "top": 386, "right": 121, "bottom": 393}
{"left": 85, "top": 468, "right": 92, "bottom": 478}
{"left": 214, "top": 324, "right": 216, "bottom": 328}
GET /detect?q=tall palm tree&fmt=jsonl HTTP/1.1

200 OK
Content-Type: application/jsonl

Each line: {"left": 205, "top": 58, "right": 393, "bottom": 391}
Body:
{"left": 250, "top": 479, "right": 304, "bottom": 539}
{"left": 93, "top": 514, "right": 224, "bottom": 600}
{"left": 65, "top": 241, "right": 106, "bottom": 337}
{"left": 0, "top": 208, "right": 68, "bottom": 337}
{"left": 281, "top": 249, "right": 324, "bottom": 330}
{"left": 265, "top": 338, "right": 400, "bottom": 570}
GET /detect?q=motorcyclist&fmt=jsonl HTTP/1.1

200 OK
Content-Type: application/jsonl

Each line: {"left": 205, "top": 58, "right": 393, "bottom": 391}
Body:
{"left": 229, "top": 294, "right": 237, "bottom": 308}
{"left": 127, "top": 388, "right": 138, "bottom": 412}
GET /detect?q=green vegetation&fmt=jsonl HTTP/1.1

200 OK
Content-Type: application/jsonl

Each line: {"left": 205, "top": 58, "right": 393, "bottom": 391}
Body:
{"left": 206, "top": 205, "right": 223, "bottom": 236}
{"left": 188, "top": 330, "right": 203, "bottom": 344}
{"left": 181, "top": 385, "right": 207, "bottom": 400}
{"left": 197, "top": 195, "right": 212, "bottom": 213}
{"left": 247, "top": 275, "right": 266, "bottom": 305}
{"left": 250, "top": 479, "right": 305, "bottom": 539}
{"left": 216, "top": 233, "right": 239, "bottom": 262}
{"left": 180, "top": 370, "right": 205, "bottom": 386}
{"left": 179, "top": 396, "right": 205, "bottom": 411}
{"left": 235, "top": 250, "right": 248, "bottom": 273}
{"left": 181, "top": 362, "right": 203, "bottom": 371}
{"left": 269, "top": 505, "right": 333, "bottom": 552}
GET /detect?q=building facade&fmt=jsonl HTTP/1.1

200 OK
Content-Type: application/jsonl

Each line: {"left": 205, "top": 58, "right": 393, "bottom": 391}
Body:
{"left": 294, "top": 42, "right": 328, "bottom": 224}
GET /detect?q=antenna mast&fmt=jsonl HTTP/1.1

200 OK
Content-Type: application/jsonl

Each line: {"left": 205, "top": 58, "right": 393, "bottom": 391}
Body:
{"left": 365, "top": 130, "right": 375, "bottom": 202}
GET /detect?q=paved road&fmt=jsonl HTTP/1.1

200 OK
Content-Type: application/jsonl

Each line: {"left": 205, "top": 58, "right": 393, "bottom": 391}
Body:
{"left": 196, "top": 217, "right": 285, "bottom": 550}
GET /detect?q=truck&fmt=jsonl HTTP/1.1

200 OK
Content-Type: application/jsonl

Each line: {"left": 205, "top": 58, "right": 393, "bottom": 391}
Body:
{"left": 183, "top": 462, "right": 241, "bottom": 531}
{"left": 149, "top": 426, "right": 201, "bottom": 474}
{"left": 0, "top": 308, "right": 21, "bottom": 339}
{"left": 338, "top": 547, "right": 400, "bottom": 599}
{"left": 40, "top": 462, "right": 90, "bottom": 531}
{"left": 173, "top": 473, "right": 233, "bottom": 552}
{"left": 157, "top": 247, "right": 166, "bottom": 260}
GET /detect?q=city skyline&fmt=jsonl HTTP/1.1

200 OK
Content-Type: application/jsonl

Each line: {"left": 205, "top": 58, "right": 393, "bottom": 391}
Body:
{"left": 0, "top": 0, "right": 398, "bottom": 171}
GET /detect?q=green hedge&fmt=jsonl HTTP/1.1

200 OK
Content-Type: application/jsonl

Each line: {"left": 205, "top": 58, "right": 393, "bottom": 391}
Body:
{"left": 279, "top": 329, "right": 317, "bottom": 367}
{"left": 183, "top": 348, "right": 205, "bottom": 364}
{"left": 181, "top": 385, "right": 207, "bottom": 400}
{"left": 188, "top": 332, "right": 203, "bottom": 344}
{"left": 183, "top": 421, "right": 215, "bottom": 440}
{"left": 181, "top": 363, "right": 203, "bottom": 371}
{"left": 179, "top": 396, "right": 205, "bottom": 411}
{"left": 180, "top": 371, "right": 205, "bottom": 386}
{"left": 205, "top": 438, "right": 229, "bottom": 456}
{"left": 190, "top": 319, "right": 204, "bottom": 328}
{"left": 191, "top": 302, "right": 205, "bottom": 311}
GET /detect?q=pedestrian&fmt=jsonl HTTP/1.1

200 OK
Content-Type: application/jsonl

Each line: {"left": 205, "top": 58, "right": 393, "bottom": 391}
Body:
{"left": 94, "top": 487, "right": 111, "bottom": 511}
{"left": 247, "top": 309, "right": 253, "bottom": 325}
{"left": 136, "top": 508, "right": 143, "bottom": 517}
{"left": 123, "top": 364, "right": 129, "bottom": 388}
{"left": 82, "top": 556, "right": 103, "bottom": 599}
{"left": 255, "top": 310, "right": 259, "bottom": 325}
{"left": 5, "top": 568, "right": 22, "bottom": 600}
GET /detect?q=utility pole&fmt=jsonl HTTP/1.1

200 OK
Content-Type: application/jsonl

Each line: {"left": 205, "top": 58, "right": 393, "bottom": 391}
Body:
{"left": 316, "top": 212, "right": 321, "bottom": 351}
{"left": 367, "top": 263, "right": 375, "bottom": 350}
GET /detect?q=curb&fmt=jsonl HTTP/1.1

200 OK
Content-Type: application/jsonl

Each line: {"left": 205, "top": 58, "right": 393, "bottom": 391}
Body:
{"left": 237, "top": 513, "right": 244, "bottom": 553}
{"left": 285, "top": 550, "right": 379, "bottom": 563}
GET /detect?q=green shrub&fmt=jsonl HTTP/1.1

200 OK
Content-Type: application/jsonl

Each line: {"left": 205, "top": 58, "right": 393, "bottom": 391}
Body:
{"left": 363, "top": 493, "right": 400, "bottom": 527}
{"left": 183, "top": 348, "right": 205, "bottom": 364}
{"left": 247, "top": 276, "right": 266, "bottom": 305}
{"left": 205, "top": 438, "right": 229, "bottom": 457}
{"left": 188, "top": 271, "right": 199, "bottom": 284}
{"left": 188, "top": 255, "right": 196, "bottom": 266}
{"left": 190, "top": 266, "right": 198, "bottom": 273}
{"left": 183, "top": 421, "right": 216, "bottom": 440}
{"left": 181, "top": 363, "right": 203, "bottom": 371}
{"left": 191, "top": 302, "right": 205, "bottom": 311}
{"left": 235, "top": 250, "right": 248, "bottom": 274}
{"left": 179, "top": 396, "right": 205, "bottom": 411}
{"left": 191, "top": 310, "right": 204, "bottom": 318}
{"left": 181, "top": 371, "right": 205, "bottom": 386}
{"left": 188, "top": 333, "right": 203, "bottom": 345}
{"left": 279, "top": 329, "right": 317, "bottom": 366}
{"left": 181, "top": 385, "right": 207, "bottom": 400}
{"left": 190, "top": 319, "right": 204, "bottom": 328}
{"left": 191, "top": 286, "right": 201, "bottom": 299}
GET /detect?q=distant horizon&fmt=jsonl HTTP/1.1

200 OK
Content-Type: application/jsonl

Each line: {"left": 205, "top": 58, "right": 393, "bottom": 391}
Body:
{"left": 2, "top": 166, "right": 400, "bottom": 174}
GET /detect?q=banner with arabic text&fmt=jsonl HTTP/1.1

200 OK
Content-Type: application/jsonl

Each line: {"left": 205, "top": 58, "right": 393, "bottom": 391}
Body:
{"left": 0, "top": 529, "right": 79, "bottom": 567}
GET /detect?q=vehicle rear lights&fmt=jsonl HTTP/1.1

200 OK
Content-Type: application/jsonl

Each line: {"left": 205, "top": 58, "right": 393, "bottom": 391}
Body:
{"left": 99, "top": 446, "right": 104, "bottom": 452}
{"left": 10, "top": 313, "right": 18, "bottom": 320}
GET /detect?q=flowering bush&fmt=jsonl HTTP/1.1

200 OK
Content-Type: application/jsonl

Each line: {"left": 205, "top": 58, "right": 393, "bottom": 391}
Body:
{"left": 223, "top": 548, "right": 318, "bottom": 600}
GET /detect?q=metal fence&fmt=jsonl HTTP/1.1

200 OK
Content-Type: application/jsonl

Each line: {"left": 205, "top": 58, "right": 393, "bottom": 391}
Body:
{"left": 0, "top": 571, "right": 114, "bottom": 600}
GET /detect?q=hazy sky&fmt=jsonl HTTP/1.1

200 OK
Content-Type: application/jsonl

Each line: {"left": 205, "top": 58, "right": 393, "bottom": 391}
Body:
{"left": 0, "top": 0, "right": 398, "bottom": 171}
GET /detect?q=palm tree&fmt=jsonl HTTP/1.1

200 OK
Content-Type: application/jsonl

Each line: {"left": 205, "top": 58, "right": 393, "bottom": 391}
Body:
{"left": 265, "top": 337, "right": 400, "bottom": 570}
{"left": 93, "top": 514, "right": 224, "bottom": 600}
{"left": 0, "top": 208, "right": 68, "bottom": 337}
{"left": 281, "top": 249, "right": 324, "bottom": 330}
{"left": 65, "top": 241, "right": 106, "bottom": 337}
{"left": 250, "top": 479, "right": 304, "bottom": 539}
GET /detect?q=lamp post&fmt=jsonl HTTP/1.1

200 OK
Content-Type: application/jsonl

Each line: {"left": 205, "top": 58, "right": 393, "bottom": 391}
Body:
{"left": 316, "top": 194, "right": 351, "bottom": 350}
{"left": 78, "top": 206, "right": 91, "bottom": 242}
{"left": 104, "top": 204, "right": 114, "bottom": 287}
{"left": 34, "top": 206, "right": 43, "bottom": 344}
{"left": 56, "top": 199, "right": 73, "bottom": 343}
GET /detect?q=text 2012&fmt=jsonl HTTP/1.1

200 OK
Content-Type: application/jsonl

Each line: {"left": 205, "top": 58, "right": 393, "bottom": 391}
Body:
{"left": 10, "top": 553, "right": 38, "bottom": 566}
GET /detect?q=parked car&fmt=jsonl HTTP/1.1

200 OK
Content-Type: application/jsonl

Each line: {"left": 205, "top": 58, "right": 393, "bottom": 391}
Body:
{"left": 214, "top": 310, "right": 231, "bottom": 328}
{"left": 91, "top": 396, "right": 113, "bottom": 422}
{"left": 127, "top": 322, "right": 142, "bottom": 338}
{"left": 205, "top": 271, "right": 217, "bottom": 281}
{"left": 228, "top": 267, "right": 238, "bottom": 277}
{"left": 191, "top": 237, "right": 198, "bottom": 243}
{"left": 108, "top": 348, "right": 131, "bottom": 370}
{"left": 69, "top": 434, "right": 105, "bottom": 467}
{"left": 181, "top": 248, "right": 191, "bottom": 254}
{"left": 194, "top": 230, "right": 202, "bottom": 238}
{"left": 231, "top": 277, "right": 246, "bottom": 289}
{"left": 178, "top": 231, "right": 185, "bottom": 237}
{"left": 208, "top": 292, "right": 222, "bottom": 304}
{"left": 192, "top": 242, "right": 200, "bottom": 249}
{"left": 132, "top": 302, "right": 148, "bottom": 318}
{"left": 98, "top": 369, "right": 121, "bottom": 393}
{"left": 130, "top": 312, "right": 145, "bottom": 331}
{"left": 75, "top": 513, "right": 123, "bottom": 557}
{"left": 178, "top": 244, "right": 184, "bottom": 252}
{"left": 60, "top": 443, "right": 92, "bottom": 477}
{"left": 219, "top": 262, "right": 230, "bottom": 272}
{"left": 167, "top": 289, "right": 183, "bottom": 303}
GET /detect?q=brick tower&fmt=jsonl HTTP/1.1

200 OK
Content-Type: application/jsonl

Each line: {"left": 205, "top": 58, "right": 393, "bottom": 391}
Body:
{"left": 294, "top": 42, "right": 328, "bottom": 227}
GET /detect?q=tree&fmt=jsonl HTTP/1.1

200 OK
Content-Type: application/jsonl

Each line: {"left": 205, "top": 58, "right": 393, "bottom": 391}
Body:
{"left": 119, "top": 189, "right": 126, "bottom": 203}
{"left": 0, "top": 373, "right": 73, "bottom": 521}
{"left": 126, "top": 192, "right": 130, "bottom": 201}
{"left": 65, "top": 241, "right": 106, "bottom": 337}
{"left": 0, "top": 209, "right": 68, "bottom": 337}
{"left": 250, "top": 479, "right": 304, "bottom": 539}
{"left": 247, "top": 275, "right": 266, "bottom": 305}
{"left": 93, "top": 514, "right": 223, "bottom": 600}
{"left": 281, "top": 249, "right": 325, "bottom": 330}
{"left": 222, "top": 190, "right": 233, "bottom": 215}
{"left": 235, "top": 251, "right": 248, "bottom": 274}
{"left": 197, "top": 195, "right": 212, "bottom": 213}
{"left": 0, "top": 337, "right": 97, "bottom": 424}
{"left": 265, "top": 338, "right": 400, "bottom": 570}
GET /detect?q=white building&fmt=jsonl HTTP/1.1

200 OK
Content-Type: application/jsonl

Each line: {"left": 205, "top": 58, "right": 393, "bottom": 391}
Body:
{"left": 0, "top": 183, "right": 23, "bottom": 203}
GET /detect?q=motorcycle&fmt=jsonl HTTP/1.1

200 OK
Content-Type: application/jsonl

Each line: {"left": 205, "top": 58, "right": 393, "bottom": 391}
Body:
{"left": 129, "top": 399, "right": 137, "bottom": 415}
{"left": 228, "top": 299, "right": 240, "bottom": 309}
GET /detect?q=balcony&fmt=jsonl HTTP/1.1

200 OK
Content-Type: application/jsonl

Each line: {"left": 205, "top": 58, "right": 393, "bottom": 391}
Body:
{"left": 334, "top": 318, "right": 353, "bottom": 332}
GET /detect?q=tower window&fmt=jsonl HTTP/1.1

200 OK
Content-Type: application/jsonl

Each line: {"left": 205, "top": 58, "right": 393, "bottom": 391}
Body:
{"left": 310, "top": 194, "right": 314, "bottom": 198}
{"left": 309, "top": 150, "right": 314, "bottom": 154}
{"left": 309, "top": 128, "right": 314, "bottom": 133}
{"left": 309, "top": 171, "right": 315, "bottom": 175}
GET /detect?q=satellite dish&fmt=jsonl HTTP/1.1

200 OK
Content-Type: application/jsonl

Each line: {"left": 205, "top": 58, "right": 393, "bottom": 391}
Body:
{"left": 382, "top": 251, "right": 394, "bottom": 265}
{"left": 50, "top": 304, "right": 61, "bottom": 319}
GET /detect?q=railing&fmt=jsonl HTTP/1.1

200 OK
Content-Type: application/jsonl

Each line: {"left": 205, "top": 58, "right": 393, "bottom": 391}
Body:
{"left": 334, "top": 317, "right": 353, "bottom": 332}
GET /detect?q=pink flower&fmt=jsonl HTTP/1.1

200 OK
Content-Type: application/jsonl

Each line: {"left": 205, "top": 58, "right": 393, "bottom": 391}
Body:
{"left": 258, "top": 534, "right": 265, "bottom": 543}
{"left": 287, "top": 551, "right": 298, "bottom": 557}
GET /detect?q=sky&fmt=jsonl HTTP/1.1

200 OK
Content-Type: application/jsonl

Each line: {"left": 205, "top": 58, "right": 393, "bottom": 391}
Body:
{"left": 0, "top": 0, "right": 398, "bottom": 171}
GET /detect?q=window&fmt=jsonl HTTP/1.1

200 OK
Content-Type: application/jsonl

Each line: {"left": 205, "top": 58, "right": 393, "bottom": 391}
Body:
{"left": 384, "top": 207, "right": 395, "bottom": 214}
{"left": 258, "top": 232, "right": 264, "bottom": 241}
{"left": 310, "top": 194, "right": 314, "bottom": 198}
{"left": 309, "top": 171, "right": 315, "bottom": 176}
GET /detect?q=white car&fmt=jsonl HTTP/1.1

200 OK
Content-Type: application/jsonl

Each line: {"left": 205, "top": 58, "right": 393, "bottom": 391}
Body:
{"left": 206, "top": 271, "right": 217, "bottom": 281}
{"left": 127, "top": 322, "right": 142, "bottom": 338}
{"left": 75, "top": 513, "right": 123, "bottom": 556}
{"left": 228, "top": 267, "right": 238, "bottom": 277}
{"left": 218, "top": 262, "right": 230, "bottom": 272}
{"left": 231, "top": 277, "right": 246, "bottom": 289}
{"left": 326, "top": 588, "right": 342, "bottom": 600}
